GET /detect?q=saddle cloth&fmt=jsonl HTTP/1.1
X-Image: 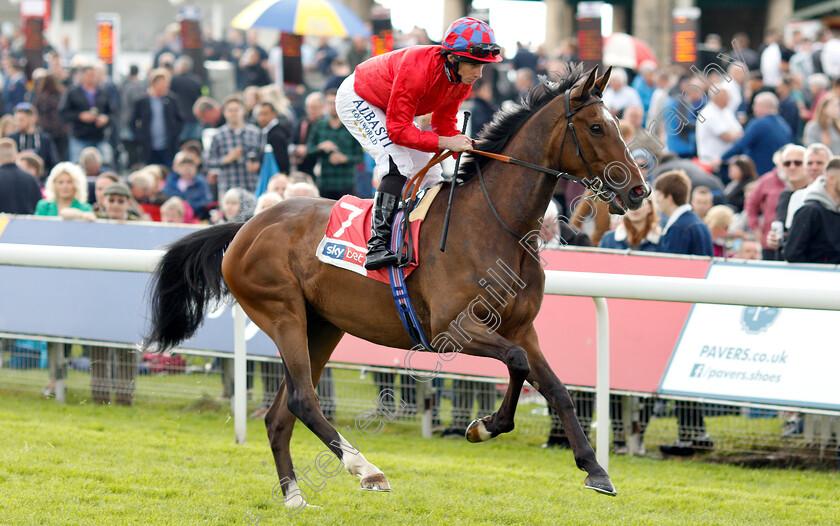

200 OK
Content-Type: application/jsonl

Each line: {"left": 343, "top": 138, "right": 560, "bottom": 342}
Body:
{"left": 316, "top": 185, "right": 442, "bottom": 283}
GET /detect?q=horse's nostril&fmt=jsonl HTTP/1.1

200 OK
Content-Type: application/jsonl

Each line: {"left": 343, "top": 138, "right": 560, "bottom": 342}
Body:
{"left": 629, "top": 185, "right": 647, "bottom": 200}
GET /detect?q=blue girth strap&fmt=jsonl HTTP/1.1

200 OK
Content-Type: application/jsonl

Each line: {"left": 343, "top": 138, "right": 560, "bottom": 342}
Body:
{"left": 387, "top": 208, "right": 434, "bottom": 352}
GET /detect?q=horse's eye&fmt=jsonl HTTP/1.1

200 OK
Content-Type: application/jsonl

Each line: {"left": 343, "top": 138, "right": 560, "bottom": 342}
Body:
{"left": 590, "top": 124, "right": 604, "bottom": 135}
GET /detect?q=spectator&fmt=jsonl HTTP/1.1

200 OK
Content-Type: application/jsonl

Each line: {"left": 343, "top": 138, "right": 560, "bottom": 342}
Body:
{"left": 219, "top": 187, "right": 257, "bottom": 224}
{"left": 704, "top": 205, "right": 736, "bottom": 257}
{"left": 654, "top": 170, "right": 714, "bottom": 456}
{"left": 724, "top": 155, "right": 759, "bottom": 213}
{"left": 163, "top": 151, "right": 212, "bottom": 221}
{"left": 724, "top": 62, "right": 746, "bottom": 115}
{"left": 8, "top": 103, "right": 59, "bottom": 175}
{"left": 599, "top": 197, "right": 661, "bottom": 251}
{"left": 323, "top": 56, "right": 351, "bottom": 93}
{"left": 130, "top": 68, "right": 184, "bottom": 167}
{"left": 784, "top": 157, "right": 840, "bottom": 264}
{"left": 630, "top": 60, "right": 658, "bottom": 115}
{"left": 346, "top": 35, "right": 371, "bottom": 70}
{"left": 803, "top": 95, "right": 840, "bottom": 154}
{"left": 603, "top": 68, "right": 642, "bottom": 118}
{"left": 690, "top": 186, "right": 714, "bottom": 219}
{"left": 101, "top": 182, "right": 134, "bottom": 221}
{"left": 239, "top": 47, "right": 271, "bottom": 89}
{"left": 655, "top": 170, "right": 714, "bottom": 257}
{"left": 514, "top": 67, "right": 537, "bottom": 101}
{"left": 773, "top": 144, "right": 813, "bottom": 240}
{"left": 255, "top": 191, "right": 283, "bottom": 213}
{"left": 0, "top": 115, "right": 15, "bottom": 137}
{"left": 256, "top": 102, "right": 291, "bottom": 174}
{"left": 266, "top": 172, "right": 289, "bottom": 196}
{"left": 170, "top": 56, "right": 204, "bottom": 143}
{"left": 204, "top": 95, "right": 262, "bottom": 198}
{"left": 59, "top": 65, "right": 115, "bottom": 164}
{"left": 160, "top": 196, "right": 189, "bottom": 223}
{"left": 92, "top": 172, "right": 120, "bottom": 218}
{"left": 776, "top": 76, "right": 802, "bottom": 141}
{"left": 0, "top": 139, "right": 41, "bottom": 214}
{"left": 760, "top": 28, "right": 791, "bottom": 88}
{"left": 2, "top": 57, "right": 26, "bottom": 115}
{"left": 696, "top": 84, "right": 743, "bottom": 163}
{"left": 512, "top": 41, "right": 538, "bottom": 72}
{"left": 119, "top": 65, "right": 147, "bottom": 170}
{"left": 470, "top": 77, "right": 498, "bottom": 138}
{"left": 721, "top": 92, "right": 793, "bottom": 175}
{"left": 284, "top": 181, "right": 320, "bottom": 198}
{"left": 661, "top": 77, "right": 703, "bottom": 158}
{"left": 290, "top": 92, "right": 325, "bottom": 176}
{"left": 127, "top": 169, "right": 160, "bottom": 221}
{"left": 782, "top": 143, "right": 831, "bottom": 231}
{"left": 16, "top": 152, "right": 44, "bottom": 181}
{"left": 734, "top": 236, "right": 762, "bottom": 260}
{"left": 306, "top": 88, "right": 364, "bottom": 199}
{"left": 243, "top": 86, "right": 261, "bottom": 124}
{"left": 193, "top": 96, "right": 225, "bottom": 129}
{"left": 30, "top": 73, "right": 69, "bottom": 163}
{"left": 746, "top": 144, "right": 797, "bottom": 260}
{"left": 34, "top": 162, "right": 96, "bottom": 221}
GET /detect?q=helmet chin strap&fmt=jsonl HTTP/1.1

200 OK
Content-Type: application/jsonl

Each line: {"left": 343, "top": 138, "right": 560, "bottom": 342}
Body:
{"left": 444, "top": 56, "right": 462, "bottom": 84}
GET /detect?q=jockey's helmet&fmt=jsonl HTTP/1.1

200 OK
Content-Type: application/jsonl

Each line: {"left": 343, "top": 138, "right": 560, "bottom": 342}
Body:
{"left": 441, "top": 17, "right": 503, "bottom": 64}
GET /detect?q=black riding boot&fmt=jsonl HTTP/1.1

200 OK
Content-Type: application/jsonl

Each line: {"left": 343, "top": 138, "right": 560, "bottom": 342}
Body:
{"left": 364, "top": 190, "right": 400, "bottom": 270}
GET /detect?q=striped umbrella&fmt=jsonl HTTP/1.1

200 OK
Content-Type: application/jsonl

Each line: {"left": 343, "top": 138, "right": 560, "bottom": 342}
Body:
{"left": 232, "top": 0, "right": 371, "bottom": 38}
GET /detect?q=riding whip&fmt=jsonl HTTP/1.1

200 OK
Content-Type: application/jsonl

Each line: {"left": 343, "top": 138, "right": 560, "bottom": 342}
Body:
{"left": 439, "top": 111, "right": 470, "bottom": 252}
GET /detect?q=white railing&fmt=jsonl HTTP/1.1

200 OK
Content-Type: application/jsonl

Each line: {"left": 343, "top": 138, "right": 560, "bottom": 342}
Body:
{"left": 4, "top": 244, "right": 840, "bottom": 472}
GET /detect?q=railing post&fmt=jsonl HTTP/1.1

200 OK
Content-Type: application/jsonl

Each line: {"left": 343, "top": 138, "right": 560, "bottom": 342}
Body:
{"left": 593, "top": 297, "right": 610, "bottom": 473}
{"left": 233, "top": 303, "right": 247, "bottom": 444}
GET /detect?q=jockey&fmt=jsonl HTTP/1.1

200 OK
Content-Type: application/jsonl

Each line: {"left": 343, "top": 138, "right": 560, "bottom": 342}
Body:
{"left": 335, "top": 17, "right": 503, "bottom": 270}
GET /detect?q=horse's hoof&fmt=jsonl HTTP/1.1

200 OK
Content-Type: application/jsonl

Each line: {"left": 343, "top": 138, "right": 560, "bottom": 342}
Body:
{"left": 360, "top": 472, "right": 391, "bottom": 492}
{"left": 584, "top": 475, "right": 617, "bottom": 496}
{"left": 466, "top": 418, "right": 493, "bottom": 443}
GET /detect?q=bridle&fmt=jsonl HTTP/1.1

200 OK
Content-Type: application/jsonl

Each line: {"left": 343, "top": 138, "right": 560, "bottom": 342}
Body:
{"left": 472, "top": 87, "right": 619, "bottom": 240}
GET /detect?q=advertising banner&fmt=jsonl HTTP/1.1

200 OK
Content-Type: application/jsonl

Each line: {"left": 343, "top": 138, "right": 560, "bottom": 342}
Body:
{"left": 659, "top": 262, "right": 840, "bottom": 410}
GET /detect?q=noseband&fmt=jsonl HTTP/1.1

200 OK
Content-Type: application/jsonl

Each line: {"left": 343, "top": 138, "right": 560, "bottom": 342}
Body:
{"left": 472, "top": 87, "right": 618, "bottom": 240}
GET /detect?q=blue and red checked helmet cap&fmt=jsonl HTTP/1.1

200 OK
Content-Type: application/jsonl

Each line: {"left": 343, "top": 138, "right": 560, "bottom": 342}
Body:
{"left": 441, "top": 17, "right": 503, "bottom": 63}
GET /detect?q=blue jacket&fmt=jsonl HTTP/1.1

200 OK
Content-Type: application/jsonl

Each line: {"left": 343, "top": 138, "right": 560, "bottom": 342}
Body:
{"left": 599, "top": 224, "right": 661, "bottom": 252}
{"left": 659, "top": 209, "right": 714, "bottom": 256}
{"left": 722, "top": 115, "right": 792, "bottom": 175}
{"left": 631, "top": 75, "right": 656, "bottom": 113}
{"left": 163, "top": 172, "right": 212, "bottom": 218}
{"left": 662, "top": 96, "right": 703, "bottom": 157}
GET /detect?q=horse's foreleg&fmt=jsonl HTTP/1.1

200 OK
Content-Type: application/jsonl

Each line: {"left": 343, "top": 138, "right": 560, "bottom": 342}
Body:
{"left": 521, "top": 327, "right": 616, "bottom": 496}
{"left": 457, "top": 330, "right": 530, "bottom": 442}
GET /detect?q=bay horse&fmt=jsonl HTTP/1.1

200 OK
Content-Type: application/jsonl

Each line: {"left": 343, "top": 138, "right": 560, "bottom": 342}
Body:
{"left": 144, "top": 64, "right": 649, "bottom": 507}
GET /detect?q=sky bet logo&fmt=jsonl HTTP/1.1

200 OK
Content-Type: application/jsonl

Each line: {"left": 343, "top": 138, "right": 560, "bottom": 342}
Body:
{"left": 323, "top": 242, "right": 366, "bottom": 265}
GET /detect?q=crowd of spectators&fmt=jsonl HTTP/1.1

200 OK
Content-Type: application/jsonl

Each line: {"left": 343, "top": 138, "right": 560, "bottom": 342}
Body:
{"left": 1, "top": 21, "right": 838, "bottom": 452}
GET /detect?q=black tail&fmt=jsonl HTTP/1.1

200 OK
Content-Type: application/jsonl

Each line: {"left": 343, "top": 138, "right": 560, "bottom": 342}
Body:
{"left": 143, "top": 222, "right": 244, "bottom": 353}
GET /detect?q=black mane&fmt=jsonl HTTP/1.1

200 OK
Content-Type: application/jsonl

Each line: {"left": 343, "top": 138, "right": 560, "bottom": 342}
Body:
{"left": 459, "top": 63, "right": 590, "bottom": 182}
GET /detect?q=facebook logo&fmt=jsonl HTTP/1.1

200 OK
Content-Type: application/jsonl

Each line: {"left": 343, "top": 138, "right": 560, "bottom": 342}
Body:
{"left": 690, "top": 364, "right": 704, "bottom": 378}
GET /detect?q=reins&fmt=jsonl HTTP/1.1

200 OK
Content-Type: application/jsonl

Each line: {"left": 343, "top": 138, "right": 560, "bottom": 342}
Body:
{"left": 400, "top": 87, "right": 616, "bottom": 246}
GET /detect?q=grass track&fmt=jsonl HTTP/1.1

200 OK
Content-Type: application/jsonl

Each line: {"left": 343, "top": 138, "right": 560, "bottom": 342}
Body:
{"left": 1, "top": 389, "right": 838, "bottom": 526}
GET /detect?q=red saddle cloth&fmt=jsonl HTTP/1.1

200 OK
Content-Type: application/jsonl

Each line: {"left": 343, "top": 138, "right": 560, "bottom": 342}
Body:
{"left": 317, "top": 194, "right": 427, "bottom": 284}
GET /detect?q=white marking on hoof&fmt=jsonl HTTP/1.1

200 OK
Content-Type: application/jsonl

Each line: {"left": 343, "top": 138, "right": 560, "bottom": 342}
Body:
{"left": 283, "top": 480, "right": 307, "bottom": 510}
{"left": 466, "top": 418, "right": 493, "bottom": 443}
{"left": 333, "top": 433, "right": 384, "bottom": 480}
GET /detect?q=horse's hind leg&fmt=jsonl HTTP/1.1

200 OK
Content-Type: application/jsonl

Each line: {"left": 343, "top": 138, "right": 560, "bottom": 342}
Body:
{"left": 520, "top": 327, "right": 616, "bottom": 496}
{"left": 269, "top": 306, "right": 390, "bottom": 499}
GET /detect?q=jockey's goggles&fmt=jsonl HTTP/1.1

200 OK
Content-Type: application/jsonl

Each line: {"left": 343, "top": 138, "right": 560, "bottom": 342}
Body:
{"left": 466, "top": 43, "right": 501, "bottom": 59}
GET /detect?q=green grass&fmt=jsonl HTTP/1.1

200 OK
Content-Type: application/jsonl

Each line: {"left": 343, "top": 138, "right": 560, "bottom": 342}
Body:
{"left": 1, "top": 389, "right": 838, "bottom": 525}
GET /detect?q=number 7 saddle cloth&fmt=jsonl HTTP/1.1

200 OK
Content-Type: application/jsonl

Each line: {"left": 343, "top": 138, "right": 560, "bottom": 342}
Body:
{"left": 316, "top": 185, "right": 442, "bottom": 284}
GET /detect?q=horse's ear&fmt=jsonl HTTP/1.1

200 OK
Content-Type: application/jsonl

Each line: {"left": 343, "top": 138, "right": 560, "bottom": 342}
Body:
{"left": 575, "top": 66, "right": 599, "bottom": 99}
{"left": 593, "top": 66, "right": 612, "bottom": 95}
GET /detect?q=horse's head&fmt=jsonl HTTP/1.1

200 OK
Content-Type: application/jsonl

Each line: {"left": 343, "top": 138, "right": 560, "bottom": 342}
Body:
{"left": 552, "top": 66, "right": 651, "bottom": 214}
